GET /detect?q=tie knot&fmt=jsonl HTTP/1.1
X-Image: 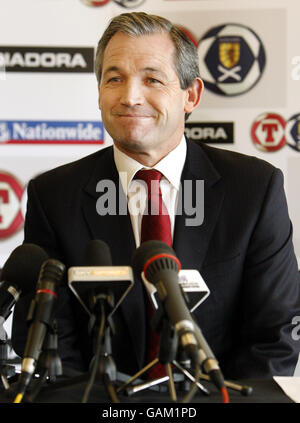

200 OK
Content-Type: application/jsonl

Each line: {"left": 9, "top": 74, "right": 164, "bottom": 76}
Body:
{"left": 134, "top": 169, "right": 162, "bottom": 188}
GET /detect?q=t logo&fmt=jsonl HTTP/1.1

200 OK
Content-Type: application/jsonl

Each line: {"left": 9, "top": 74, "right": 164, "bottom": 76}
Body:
{"left": 261, "top": 122, "right": 279, "bottom": 143}
{"left": 0, "top": 171, "right": 24, "bottom": 239}
{"left": 251, "top": 113, "right": 286, "bottom": 152}
{"left": 0, "top": 189, "right": 9, "bottom": 223}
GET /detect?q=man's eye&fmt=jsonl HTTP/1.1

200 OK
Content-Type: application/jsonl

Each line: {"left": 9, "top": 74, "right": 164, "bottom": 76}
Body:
{"left": 107, "top": 77, "right": 121, "bottom": 83}
{"left": 147, "top": 77, "right": 162, "bottom": 85}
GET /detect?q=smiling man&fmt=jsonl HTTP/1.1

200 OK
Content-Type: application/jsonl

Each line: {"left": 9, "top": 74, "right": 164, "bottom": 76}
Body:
{"left": 97, "top": 30, "right": 202, "bottom": 166}
{"left": 12, "top": 12, "right": 300, "bottom": 382}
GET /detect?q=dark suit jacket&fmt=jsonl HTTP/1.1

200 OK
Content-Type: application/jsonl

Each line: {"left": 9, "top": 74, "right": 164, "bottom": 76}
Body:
{"left": 12, "top": 139, "right": 300, "bottom": 379}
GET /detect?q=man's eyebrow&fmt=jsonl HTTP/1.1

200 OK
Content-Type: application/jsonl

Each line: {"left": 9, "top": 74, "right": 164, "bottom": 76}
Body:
{"left": 102, "top": 65, "right": 168, "bottom": 78}
{"left": 102, "top": 66, "right": 120, "bottom": 76}
{"left": 143, "top": 67, "right": 167, "bottom": 78}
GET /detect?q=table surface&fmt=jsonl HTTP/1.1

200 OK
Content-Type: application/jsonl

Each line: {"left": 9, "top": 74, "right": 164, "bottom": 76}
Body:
{"left": 0, "top": 371, "right": 293, "bottom": 404}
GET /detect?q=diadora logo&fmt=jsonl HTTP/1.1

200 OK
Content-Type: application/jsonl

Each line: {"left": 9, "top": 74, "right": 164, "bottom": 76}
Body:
{"left": 0, "top": 171, "right": 24, "bottom": 239}
{"left": 0, "top": 46, "right": 94, "bottom": 73}
{"left": 185, "top": 122, "right": 234, "bottom": 144}
{"left": 0, "top": 120, "right": 104, "bottom": 144}
{"left": 251, "top": 112, "right": 300, "bottom": 152}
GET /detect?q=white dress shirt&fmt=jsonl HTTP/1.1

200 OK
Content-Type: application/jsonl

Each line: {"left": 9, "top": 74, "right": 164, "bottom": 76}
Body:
{"left": 113, "top": 136, "right": 187, "bottom": 247}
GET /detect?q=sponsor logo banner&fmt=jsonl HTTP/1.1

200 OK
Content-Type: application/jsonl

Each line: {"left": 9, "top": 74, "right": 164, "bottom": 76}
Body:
{"left": 251, "top": 112, "right": 286, "bottom": 152}
{"left": 0, "top": 171, "right": 24, "bottom": 239}
{"left": 80, "top": 0, "right": 145, "bottom": 7}
{"left": 251, "top": 112, "right": 300, "bottom": 153}
{"left": 286, "top": 113, "right": 300, "bottom": 152}
{"left": 185, "top": 122, "right": 234, "bottom": 144}
{"left": 0, "top": 120, "right": 104, "bottom": 144}
{"left": 0, "top": 46, "right": 94, "bottom": 73}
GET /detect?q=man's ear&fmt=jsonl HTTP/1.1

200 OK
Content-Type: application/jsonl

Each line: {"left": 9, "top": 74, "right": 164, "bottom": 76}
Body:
{"left": 184, "top": 78, "right": 204, "bottom": 115}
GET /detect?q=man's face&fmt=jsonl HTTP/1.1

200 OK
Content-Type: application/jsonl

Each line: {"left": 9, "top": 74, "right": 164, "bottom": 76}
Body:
{"left": 98, "top": 31, "right": 200, "bottom": 162}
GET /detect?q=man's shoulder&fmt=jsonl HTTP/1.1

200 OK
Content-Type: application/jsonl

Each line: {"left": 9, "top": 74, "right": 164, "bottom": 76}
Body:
{"left": 192, "top": 141, "right": 277, "bottom": 178}
{"left": 32, "top": 145, "right": 113, "bottom": 186}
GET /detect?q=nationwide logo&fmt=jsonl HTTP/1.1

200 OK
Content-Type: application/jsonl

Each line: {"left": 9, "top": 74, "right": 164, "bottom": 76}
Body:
{"left": 251, "top": 112, "right": 300, "bottom": 153}
{"left": 80, "top": 0, "right": 145, "bottom": 7}
{"left": 198, "top": 23, "right": 266, "bottom": 96}
{"left": 0, "top": 120, "right": 104, "bottom": 144}
{"left": 0, "top": 171, "right": 24, "bottom": 239}
{"left": 185, "top": 122, "right": 234, "bottom": 144}
{"left": 0, "top": 46, "right": 94, "bottom": 73}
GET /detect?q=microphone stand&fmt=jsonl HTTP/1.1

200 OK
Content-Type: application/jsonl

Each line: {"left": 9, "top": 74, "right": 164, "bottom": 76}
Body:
{"left": 24, "top": 293, "right": 121, "bottom": 404}
{"left": 82, "top": 291, "right": 120, "bottom": 403}
{"left": 117, "top": 306, "right": 209, "bottom": 402}
{"left": 22, "top": 319, "right": 63, "bottom": 402}
{"left": 0, "top": 322, "right": 16, "bottom": 390}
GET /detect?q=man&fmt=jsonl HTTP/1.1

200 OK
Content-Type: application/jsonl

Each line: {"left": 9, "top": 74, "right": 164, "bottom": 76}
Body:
{"left": 12, "top": 12, "right": 300, "bottom": 380}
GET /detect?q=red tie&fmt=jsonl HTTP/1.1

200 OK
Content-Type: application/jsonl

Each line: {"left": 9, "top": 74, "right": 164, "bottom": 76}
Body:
{"left": 135, "top": 169, "right": 172, "bottom": 378}
{"left": 135, "top": 169, "right": 172, "bottom": 247}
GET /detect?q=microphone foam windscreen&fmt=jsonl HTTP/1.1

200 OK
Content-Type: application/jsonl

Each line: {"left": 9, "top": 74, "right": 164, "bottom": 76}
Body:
{"left": 1, "top": 243, "right": 49, "bottom": 295}
{"left": 84, "top": 239, "right": 112, "bottom": 266}
{"left": 131, "top": 240, "right": 176, "bottom": 275}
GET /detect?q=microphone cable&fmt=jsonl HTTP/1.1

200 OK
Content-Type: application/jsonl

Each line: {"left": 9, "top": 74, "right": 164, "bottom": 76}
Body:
{"left": 82, "top": 300, "right": 106, "bottom": 403}
{"left": 220, "top": 386, "right": 230, "bottom": 403}
{"left": 81, "top": 299, "right": 120, "bottom": 404}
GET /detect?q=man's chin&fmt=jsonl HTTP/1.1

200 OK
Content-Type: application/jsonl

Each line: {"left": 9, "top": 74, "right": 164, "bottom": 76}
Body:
{"left": 114, "top": 138, "right": 149, "bottom": 154}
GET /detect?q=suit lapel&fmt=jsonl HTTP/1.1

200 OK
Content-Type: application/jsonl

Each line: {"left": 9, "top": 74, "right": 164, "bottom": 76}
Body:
{"left": 82, "top": 147, "right": 135, "bottom": 265}
{"left": 173, "top": 140, "right": 225, "bottom": 271}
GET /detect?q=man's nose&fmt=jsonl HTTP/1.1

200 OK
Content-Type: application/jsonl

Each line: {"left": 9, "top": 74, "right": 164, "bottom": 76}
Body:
{"left": 120, "top": 80, "right": 144, "bottom": 107}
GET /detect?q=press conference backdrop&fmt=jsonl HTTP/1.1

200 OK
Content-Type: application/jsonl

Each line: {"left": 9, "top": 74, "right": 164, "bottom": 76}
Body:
{"left": 0, "top": 0, "right": 300, "bottom": 374}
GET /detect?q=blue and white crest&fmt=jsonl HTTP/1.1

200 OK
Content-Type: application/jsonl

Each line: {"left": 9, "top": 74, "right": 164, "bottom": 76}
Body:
{"left": 286, "top": 113, "right": 300, "bottom": 152}
{"left": 198, "top": 23, "right": 266, "bottom": 96}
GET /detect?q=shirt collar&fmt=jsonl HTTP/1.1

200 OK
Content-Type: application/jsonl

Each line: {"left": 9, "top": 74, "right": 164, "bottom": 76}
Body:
{"left": 113, "top": 136, "right": 187, "bottom": 196}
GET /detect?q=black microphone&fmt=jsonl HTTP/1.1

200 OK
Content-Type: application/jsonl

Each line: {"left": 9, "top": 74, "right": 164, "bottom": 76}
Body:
{"left": 69, "top": 240, "right": 126, "bottom": 403}
{"left": 84, "top": 239, "right": 115, "bottom": 314}
{"left": 68, "top": 240, "right": 134, "bottom": 317}
{"left": 84, "top": 239, "right": 112, "bottom": 267}
{"left": 0, "top": 244, "right": 49, "bottom": 324}
{"left": 0, "top": 244, "right": 48, "bottom": 384}
{"left": 132, "top": 240, "right": 200, "bottom": 364}
{"left": 132, "top": 240, "right": 225, "bottom": 390}
{"left": 141, "top": 268, "right": 210, "bottom": 313}
{"left": 14, "top": 258, "right": 65, "bottom": 401}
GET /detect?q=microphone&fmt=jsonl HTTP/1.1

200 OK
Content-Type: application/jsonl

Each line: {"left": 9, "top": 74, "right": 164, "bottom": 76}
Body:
{"left": 132, "top": 240, "right": 200, "bottom": 364}
{"left": 14, "top": 258, "right": 65, "bottom": 401}
{"left": 84, "top": 239, "right": 116, "bottom": 315}
{"left": 68, "top": 240, "right": 128, "bottom": 403}
{"left": 141, "top": 268, "right": 210, "bottom": 312}
{"left": 84, "top": 239, "right": 112, "bottom": 266}
{"left": 132, "top": 240, "right": 225, "bottom": 390}
{"left": 0, "top": 244, "right": 48, "bottom": 384}
{"left": 0, "top": 244, "right": 49, "bottom": 325}
{"left": 68, "top": 240, "right": 134, "bottom": 317}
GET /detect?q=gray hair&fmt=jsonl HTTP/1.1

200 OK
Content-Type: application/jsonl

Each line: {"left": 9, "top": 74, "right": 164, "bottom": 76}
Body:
{"left": 94, "top": 12, "right": 200, "bottom": 92}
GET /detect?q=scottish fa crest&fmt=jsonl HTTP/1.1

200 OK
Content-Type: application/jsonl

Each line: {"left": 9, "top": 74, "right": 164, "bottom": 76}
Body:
{"left": 285, "top": 113, "right": 300, "bottom": 152}
{"left": 198, "top": 23, "right": 266, "bottom": 96}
